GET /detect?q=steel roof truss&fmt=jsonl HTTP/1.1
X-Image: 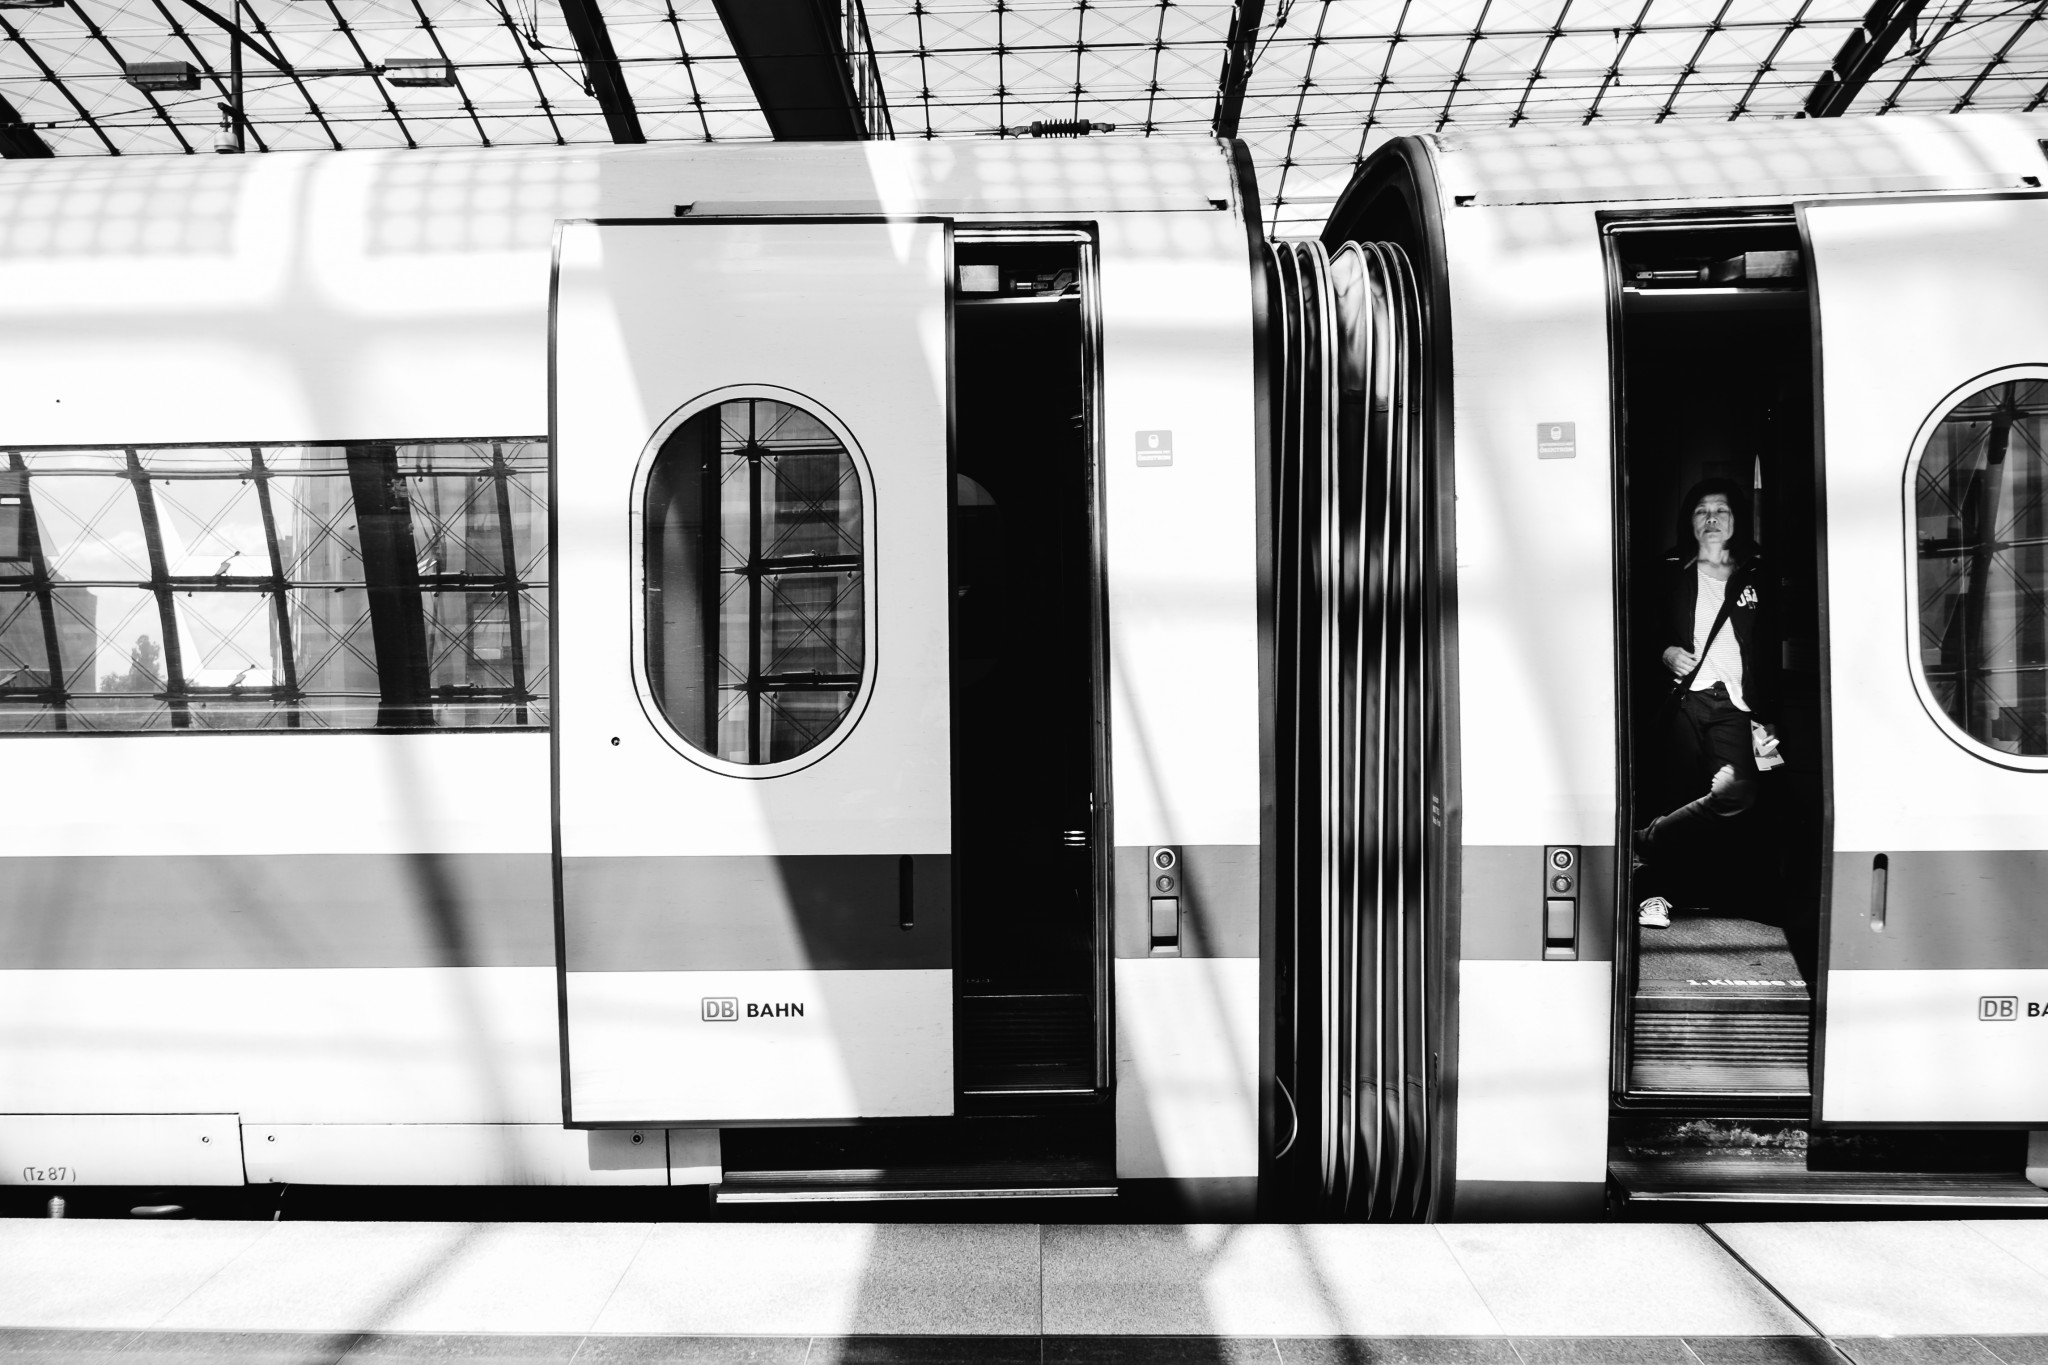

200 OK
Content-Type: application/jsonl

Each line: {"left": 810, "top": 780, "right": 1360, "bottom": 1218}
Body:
{"left": 1656, "top": 0, "right": 1734, "bottom": 121}
{"left": 1212, "top": 0, "right": 1265, "bottom": 138}
{"left": 403, "top": 0, "right": 489, "bottom": 144}
{"left": 66, "top": 0, "right": 194, "bottom": 152}
{"left": 559, "top": 0, "right": 644, "bottom": 143}
{"left": 1803, "top": 0, "right": 1931, "bottom": 116}
{"left": 0, "top": 5, "right": 118, "bottom": 152}
{"left": 485, "top": 0, "right": 566, "bottom": 144}
{"left": 151, "top": 0, "right": 270, "bottom": 152}
{"left": 1507, "top": 0, "right": 1573, "bottom": 127}
{"left": 1581, "top": 0, "right": 1654, "bottom": 125}
{"left": 1730, "top": 0, "right": 1816, "bottom": 118}
{"left": 316, "top": 0, "right": 414, "bottom": 148}
{"left": 0, "top": 86, "right": 53, "bottom": 156}
{"left": 244, "top": 0, "right": 342, "bottom": 149}
{"left": 654, "top": 0, "right": 712, "bottom": 141}
{"left": 1950, "top": 0, "right": 2047, "bottom": 112}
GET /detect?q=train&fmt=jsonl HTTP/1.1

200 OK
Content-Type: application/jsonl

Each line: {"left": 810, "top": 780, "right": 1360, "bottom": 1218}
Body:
{"left": 0, "top": 110, "right": 2044, "bottom": 1218}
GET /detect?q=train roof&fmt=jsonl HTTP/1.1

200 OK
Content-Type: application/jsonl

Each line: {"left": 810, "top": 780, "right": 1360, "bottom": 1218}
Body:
{"left": 1410, "top": 112, "right": 2048, "bottom": 208}
{"left": 0, "top": 136, "right": 1243, "bottom": 235}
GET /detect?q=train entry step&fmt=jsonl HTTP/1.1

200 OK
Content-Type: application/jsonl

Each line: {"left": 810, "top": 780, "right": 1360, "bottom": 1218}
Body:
{"left": 1613, "top": 1153, "right": 2048, "bottom": 1207}
{"left": 713, "top": 1115, "right": 1115, "bottom": 1205}
{"left": 1631, "top": 913, "right": 1811, "bottom": 1095}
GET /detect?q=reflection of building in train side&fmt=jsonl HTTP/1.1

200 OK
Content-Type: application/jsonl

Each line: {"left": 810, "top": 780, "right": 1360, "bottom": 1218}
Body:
{"left": 281, "top": 467, "right": 379, "bottom": 712}
{"left": 416, "top": 462, "right": 498, "bottom": 698}
{"left": 278, "top": 444, "right": 550, "bottom": 726}
{"left": 399, "top": 443, "right": 548, "bottom": 725}
{"left": 0, "top": 581, "right": 98, "bottom": 695}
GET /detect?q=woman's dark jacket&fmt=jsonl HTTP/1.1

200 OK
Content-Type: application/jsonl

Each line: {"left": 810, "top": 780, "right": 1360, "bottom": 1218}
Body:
{"left": 1657, "top": 551, "right": 1780, "bottom": 724}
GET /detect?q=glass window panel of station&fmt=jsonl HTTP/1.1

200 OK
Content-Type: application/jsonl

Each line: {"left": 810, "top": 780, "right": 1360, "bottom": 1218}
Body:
{"left": 8, "top": 452, "right": 152, "bottom": 582}
{"left": 9, "top": 586, "right": 170, "bottom": 733}
{"left": 141, "top": 447, "right": 277, "bottom": 581}
{"left": 1915, "top": 377, "right": 2048, "bottom": 760}
{"left": 0, "top": 439, "right": 548, "bottom": 734}
{"left": 175, "top": 587, "right": 295, "bottom": 730}
{"left": 644, "top": 396, "right": 866, "bottom": 768}
{"left": 290, "top": 583, "right": 381, "bottom": 728}
{"left": 423, "top": 588, "right": 548, "bottom": 728}
{"left": 264, "top": 446, "right": 367, "bottom": 585}
{"left": 396, "top": 440, "right": 546, "bottom": 582}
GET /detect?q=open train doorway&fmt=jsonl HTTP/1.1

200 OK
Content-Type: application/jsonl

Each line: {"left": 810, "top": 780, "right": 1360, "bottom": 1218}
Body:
{"left": 949, "top": 230, "right": 1109, "bottom": 1110}
{"left": 1608, "top": 216, "right": 1824, "bottom": 1105}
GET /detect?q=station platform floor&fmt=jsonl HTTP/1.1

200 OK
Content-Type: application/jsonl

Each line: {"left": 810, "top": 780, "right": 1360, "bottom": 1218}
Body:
{"left": 2, "top": 1218, "right": 2047, "bottom": 1363}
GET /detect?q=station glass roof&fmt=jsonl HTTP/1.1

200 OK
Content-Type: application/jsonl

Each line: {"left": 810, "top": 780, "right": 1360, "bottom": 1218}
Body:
{"left": 2, "top": 0, "right": 2046, "bottom": 234}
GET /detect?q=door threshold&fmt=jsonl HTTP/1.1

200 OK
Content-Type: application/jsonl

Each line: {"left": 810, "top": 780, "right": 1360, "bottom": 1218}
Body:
{"left": 714, "top": 1183, "right": 1118, "bottom": 1204}
{"left": 1612, "top": 1154, "right": 2048, "bottom": 1207}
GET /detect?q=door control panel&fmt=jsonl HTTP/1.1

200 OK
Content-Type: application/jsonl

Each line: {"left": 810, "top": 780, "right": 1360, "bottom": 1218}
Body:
{"left": 1543, "top": 845, "right": 1579, "bottom": 961}
{"left": 1149, "top": 845, "right": 1181, "bottom": 955}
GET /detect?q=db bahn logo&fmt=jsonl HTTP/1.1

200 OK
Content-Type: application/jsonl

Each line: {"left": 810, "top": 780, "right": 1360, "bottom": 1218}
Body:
{"left": 1977, "top": 996, "right": 2039, "bottom": 1021}
{"left": 701, "top": 997, "right": 806, "bottom": 1021}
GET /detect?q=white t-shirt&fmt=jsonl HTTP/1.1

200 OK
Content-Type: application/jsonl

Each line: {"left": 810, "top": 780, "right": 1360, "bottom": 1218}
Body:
{"left": 1691, "top": 567, "right": 1748, "bottom": 711}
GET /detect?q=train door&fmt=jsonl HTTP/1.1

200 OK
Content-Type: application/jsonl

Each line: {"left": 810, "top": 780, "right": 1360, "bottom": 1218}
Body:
{"left": 949, "top": 231, "right": 1109, "bottom": 1105}
{"left": 1610, "top": 216, "right": 1824, "bottom": 1107}
{"left": 1802, "top": 195, "right": 2048, "bottom": 1127}
{"left": 550, "top": 219, "right": 956, "bottom": 1124}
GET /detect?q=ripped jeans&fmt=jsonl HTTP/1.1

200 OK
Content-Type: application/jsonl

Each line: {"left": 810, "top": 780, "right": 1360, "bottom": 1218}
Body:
{"left": 1637, "top": 682, "right": 1760, "bottom": 880}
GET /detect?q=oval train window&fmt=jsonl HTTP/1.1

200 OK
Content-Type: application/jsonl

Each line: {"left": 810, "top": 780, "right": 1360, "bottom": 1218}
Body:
{"left": 643, "top": 395, "right": 866, "bottom": 767}
{"left": 1911, "top": 372, "right": 2048, "bottom": 764}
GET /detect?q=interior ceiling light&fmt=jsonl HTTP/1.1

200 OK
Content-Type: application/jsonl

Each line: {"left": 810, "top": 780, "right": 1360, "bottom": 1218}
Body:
{"left": 382, "top": 57, "right": 455, "bottom": 87}
{"left": 123, "top": 61, "right": 200, "bottom": 91}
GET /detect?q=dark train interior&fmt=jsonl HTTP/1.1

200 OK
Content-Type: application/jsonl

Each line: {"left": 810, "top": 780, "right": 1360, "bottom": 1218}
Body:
{"left": 949, "top": 234, "right": 1105, "bottom": 1106}
{"left": 1608, "top": 217, "right": 1825, "bottom": 1108}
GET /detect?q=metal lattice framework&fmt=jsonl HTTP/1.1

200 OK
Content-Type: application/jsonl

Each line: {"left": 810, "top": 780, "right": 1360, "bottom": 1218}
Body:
{"left": 3, "top": 0, "right": 2047, "bottom": 231}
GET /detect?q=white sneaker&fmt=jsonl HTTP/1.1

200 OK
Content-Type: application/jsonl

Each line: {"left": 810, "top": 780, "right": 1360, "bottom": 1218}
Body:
{"left": 1638, "top": 896, "right": 1672, "bottom": 929}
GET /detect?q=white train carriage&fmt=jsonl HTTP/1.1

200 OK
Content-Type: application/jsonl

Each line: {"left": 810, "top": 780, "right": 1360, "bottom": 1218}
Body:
{"left": 1270, "top": 110, "right": 2048, "bottom": 1215}
{"left": 0, "top": 139, "right": 1266, "bottom": 1201}
{"left": 0, "top": 112, "right": 2044, "bottom": 1216}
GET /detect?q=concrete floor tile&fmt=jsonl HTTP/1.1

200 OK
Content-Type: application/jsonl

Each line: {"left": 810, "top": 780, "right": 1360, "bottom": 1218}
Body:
{"left": 1833, "top": 1341, "right": 2001, "bottom": 1365}
{"left": 1709, "top": 1224, "right": 2048, "bottom": 1337}
{"left": 0, "top": 1330, "right": 140, "bottom": 1365}
{"left": 0, "top": 1223, "right": 272, "bottom": 1330}
{"left": 1976, "top": 1340, "right": 2048, "bottom": 1365}
{"left": 1680, "top": 1339, "right": 1838, "bottom": 1365}
{"left": 569, "top": 1339, "right": 809, "bottom": 1364}
{"left": 1511, "top": 1339, "right": 1694, "bottom": 1365}
{"left": 1043, "top": 1226, "right": 1503, "bottom": 1336}
{"left": 588, "top": 1225, "right": 1039, "bottom": 1336}
{"left": 340, "top": 1334, "right": 585, "bottom": 1361}
{"left": 1435, "top": 1227, "right": 1807, "bottom": 1338}
{"left": 116, "top": 1330, "right": 358, "bottom": 1364}
{"left": 1964, "top": 1224, "right": 2048, "bottom": 1283}
{"left": 806, "top": 1337, "right": 1045, "bottom": 1364}
{"left": 1043, "top": 1339, "right": 1282, "bottom": 1365}
{"left": 155, "top": 1224, "right": 652, "bottom": 1336}
{"left": 1274, "top": 1339, "right": 1520, "bottom": 1364}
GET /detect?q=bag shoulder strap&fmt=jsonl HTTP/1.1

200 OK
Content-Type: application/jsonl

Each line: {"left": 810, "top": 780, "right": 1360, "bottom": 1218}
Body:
{"left": 1674, "top": 573, "right": 1738, "bottom": 694}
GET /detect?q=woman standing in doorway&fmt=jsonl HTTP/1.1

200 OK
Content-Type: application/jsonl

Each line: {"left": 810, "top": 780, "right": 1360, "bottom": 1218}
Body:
{"left": 1634, "top": 478, "right": 1781, "bottom": 928}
